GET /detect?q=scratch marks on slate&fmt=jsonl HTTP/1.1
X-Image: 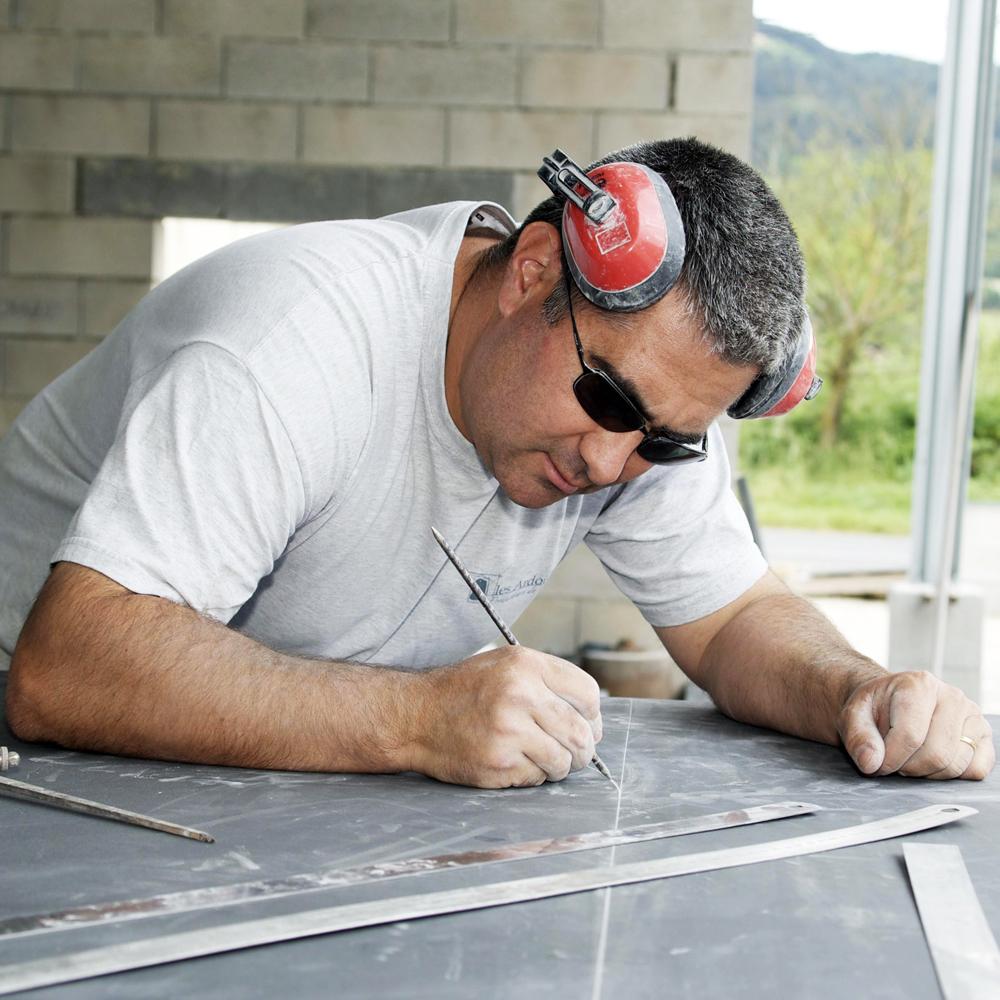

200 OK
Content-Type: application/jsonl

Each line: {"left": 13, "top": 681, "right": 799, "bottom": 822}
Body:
{"left": 591, "top": 697, "right": 633, "bottom": 1000}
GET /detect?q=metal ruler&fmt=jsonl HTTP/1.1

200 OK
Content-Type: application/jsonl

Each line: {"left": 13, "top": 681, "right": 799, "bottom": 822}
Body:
{"left": 904, "top": 843, "right": 1000, "bottom": 1000}
{"left": 0, "top": 803, "right": 975, "bottom": 996}
{"left": 1, "top": 801, "right": 815, "bottom": 938}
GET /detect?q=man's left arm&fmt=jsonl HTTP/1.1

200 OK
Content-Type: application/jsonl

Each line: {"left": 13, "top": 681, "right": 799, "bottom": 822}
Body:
{"left": 656, "top": 570, "right": 995, "bottom": 780}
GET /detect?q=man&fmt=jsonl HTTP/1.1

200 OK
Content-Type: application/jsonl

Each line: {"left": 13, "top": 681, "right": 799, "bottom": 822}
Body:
{"left": 1, "top": 140, "right": 993, "bottom": 787}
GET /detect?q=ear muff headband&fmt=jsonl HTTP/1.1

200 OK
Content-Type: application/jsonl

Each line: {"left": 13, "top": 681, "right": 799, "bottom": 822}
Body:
{"left": 539, "top": 151, "right": 685, "bottom": 313}
{"left": 727, "top": 316, "right": 822, "bottom": 420}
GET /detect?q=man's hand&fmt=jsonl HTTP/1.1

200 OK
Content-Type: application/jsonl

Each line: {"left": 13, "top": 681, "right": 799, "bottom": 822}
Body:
{"left": 839, "top": 671, "right": 995, "bottom": 780}
{"left": 659, "top": 571, "right": 994, "bottom": 782}
{"left": 407, "top": 646, "right": 602, "bottom": 789}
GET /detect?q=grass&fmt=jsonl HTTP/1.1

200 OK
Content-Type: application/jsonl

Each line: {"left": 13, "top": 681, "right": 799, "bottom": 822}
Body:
{"left": 738, "top": 309, "right": 1000, "bottom": 534}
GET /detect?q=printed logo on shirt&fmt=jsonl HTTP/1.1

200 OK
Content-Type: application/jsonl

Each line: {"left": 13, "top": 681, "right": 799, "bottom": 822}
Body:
{"left": 467, "top": 572, "right": 548, "bottom": 604}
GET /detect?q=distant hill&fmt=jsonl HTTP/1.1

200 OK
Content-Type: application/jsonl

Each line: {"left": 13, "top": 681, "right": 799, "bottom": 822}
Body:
{"left": 752, "top": 21, "right": 939, "bottom": 171}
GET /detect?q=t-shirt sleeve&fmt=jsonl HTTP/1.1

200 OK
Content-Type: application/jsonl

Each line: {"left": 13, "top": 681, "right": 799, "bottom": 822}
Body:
{"left": 53, "top": 342, "right": 307, "bottom": 622}
{"left": 584, "top": 422, "right": 768, "bottom": 628}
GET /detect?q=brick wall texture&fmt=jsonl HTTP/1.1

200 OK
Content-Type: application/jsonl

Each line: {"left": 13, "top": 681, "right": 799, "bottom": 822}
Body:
{"left": 0, "top": 0, "right": 754, "bottom": 431}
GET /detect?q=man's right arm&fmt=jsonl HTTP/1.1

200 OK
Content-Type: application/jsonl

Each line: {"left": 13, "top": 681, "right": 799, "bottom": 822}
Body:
{"left": 6, "top": 562, "right": 600, "bottom": 788}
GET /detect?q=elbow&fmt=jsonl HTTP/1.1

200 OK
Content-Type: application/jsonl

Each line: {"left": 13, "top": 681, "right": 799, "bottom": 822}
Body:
{"left": 6, "top": 641, "right": 51, "bottom": 743}
{"left": 5, "top": 612, "right": 76, "bottom": 743}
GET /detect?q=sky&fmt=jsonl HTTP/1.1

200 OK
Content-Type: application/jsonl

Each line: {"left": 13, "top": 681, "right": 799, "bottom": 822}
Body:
{"left": 753, "top": 0, "right": 950, "bottom": 63}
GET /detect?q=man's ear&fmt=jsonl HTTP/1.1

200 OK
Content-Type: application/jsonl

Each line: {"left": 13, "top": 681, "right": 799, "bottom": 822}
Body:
{"left": 497, "top": 222, "right": 563, "bottom": 319}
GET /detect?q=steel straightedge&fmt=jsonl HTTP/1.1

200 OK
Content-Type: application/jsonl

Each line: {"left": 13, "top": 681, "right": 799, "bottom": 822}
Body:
{"left": 0, "top": 802, "right": 817, "bottom": 938}
{"left": 904, "top": 843, "right": 1000, "bottom": 1000}
{"left": 0, "top": 804, "right": 975, "bottom": 996}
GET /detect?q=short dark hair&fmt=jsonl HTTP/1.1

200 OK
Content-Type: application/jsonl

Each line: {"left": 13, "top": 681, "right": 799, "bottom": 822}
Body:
{"left": 476, "top": 138, "right": 806, "bottom": 373}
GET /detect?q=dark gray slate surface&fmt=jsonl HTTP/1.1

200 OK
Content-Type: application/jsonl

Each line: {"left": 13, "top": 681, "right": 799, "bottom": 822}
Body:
{"left": 0, "top": 673, "right": 997, "bottom": 999}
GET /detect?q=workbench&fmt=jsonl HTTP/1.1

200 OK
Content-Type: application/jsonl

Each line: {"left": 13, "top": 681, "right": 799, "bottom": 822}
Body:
{"left": 1, "top": 673, "right": 997, "bottom": 999}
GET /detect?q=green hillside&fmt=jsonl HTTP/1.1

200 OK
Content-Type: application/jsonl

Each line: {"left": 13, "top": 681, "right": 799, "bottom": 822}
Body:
{"left": 752, "top": 21, "right": 938, "bottom": 171}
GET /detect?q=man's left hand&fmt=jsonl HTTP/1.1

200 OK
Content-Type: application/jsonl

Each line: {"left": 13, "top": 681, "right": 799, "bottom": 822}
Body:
{"left": 839, "top": 671, "right": 995, "bottom": 780}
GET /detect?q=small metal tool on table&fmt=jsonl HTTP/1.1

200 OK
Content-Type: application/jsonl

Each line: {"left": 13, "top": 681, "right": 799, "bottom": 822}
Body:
{"left": 0, "top": 745, "right": 213, "bottom": 842}
{"left": 431, "top": 527, "right": 614, "bottom": 781}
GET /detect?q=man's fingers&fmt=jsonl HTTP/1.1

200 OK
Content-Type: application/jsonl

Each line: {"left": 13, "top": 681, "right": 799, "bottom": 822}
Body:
{"left": 532, "top": 696, "right": 596, "bottom": 772}
{"left": 839, "top": 688, "right": 886, "bottom": 775}
{"left": 520, "top": 727, "right": 575, "bottom": 784}
{"left": 877, "top": 677, "right": 938, "bottom": 775}
{"left": 961, "top": 719, "right": 996, "bottom": 780}
{"left": 539, "top": 655, "right": 603, "bottom": 740}
{"left": 894, "top": 683, "right": 971, "bottom": 777}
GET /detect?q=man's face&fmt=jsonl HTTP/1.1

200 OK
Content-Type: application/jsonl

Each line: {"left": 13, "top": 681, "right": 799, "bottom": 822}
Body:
{"left": 460, "top": 281, "right": 758, "bottom": 510}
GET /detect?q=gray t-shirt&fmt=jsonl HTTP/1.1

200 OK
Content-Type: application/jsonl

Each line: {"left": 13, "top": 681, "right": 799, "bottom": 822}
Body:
{"left": 0, "top": 201, "right": 766, "bottom": 670}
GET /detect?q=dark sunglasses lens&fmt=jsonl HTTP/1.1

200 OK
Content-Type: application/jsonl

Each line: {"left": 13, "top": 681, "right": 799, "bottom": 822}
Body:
{"left": 637, "top": 436, "right": 707, "bottom": 465}
{"left": 573, "top": 373, "right": 645, "bottom": 433}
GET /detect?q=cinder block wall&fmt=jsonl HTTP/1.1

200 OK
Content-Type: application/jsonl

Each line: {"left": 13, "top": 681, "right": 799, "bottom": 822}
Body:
{"left": 0, "top": 0, "right": 754, "bottom": 657}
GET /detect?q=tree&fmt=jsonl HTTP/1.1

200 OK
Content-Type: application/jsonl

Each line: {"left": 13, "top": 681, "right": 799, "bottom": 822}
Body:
{"left": 772, "top": 134, "right": 932, "bottom": 447}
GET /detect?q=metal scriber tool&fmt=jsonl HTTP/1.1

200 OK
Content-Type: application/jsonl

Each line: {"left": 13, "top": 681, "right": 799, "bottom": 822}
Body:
{"left": 0, "top": 773, "right": 214, "bottom": 843}
{"left": 0, "top": 801, "right": 816, "bottom": 938}
{"left": 431, "top": 526, "right": 614, "bottom": 781}
{"left": 0, "top": 804, "right": 975, "bottom": 996}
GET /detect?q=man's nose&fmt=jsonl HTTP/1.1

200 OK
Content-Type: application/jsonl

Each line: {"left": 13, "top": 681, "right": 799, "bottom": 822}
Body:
{"left": 579, "top": 429, "right": 644, "bottom": 486}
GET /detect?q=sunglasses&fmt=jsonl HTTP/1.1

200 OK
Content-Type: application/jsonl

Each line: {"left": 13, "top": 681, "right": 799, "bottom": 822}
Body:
{"left": 565, "top": 275, "right": 708, "bottom": 466}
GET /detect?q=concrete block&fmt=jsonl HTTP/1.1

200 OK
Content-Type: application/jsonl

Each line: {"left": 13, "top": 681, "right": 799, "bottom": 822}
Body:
{"left": 8, "top": 217, "right": 154, "bottom": 279}
{"left": 511, "top": 598, "right": 579, "bottom": 657}
{"left": 597, "top": 112, "right": 752, "bottom": 159}
{"left": 79, "top": 37, "right": 220, "bottom": 96}
{"left": 2, "top": 338, "right": 95, "bottom": 397}
{"left": 307, "top": 0, "right": 448, "bottom": 41}
{"left": 602, "top": 0, "right": 753, "bottom": 51}
{"left": 449, "top": 110, "right": 593, "bottom": 170}
{"left": 0, "top": 157, "right": 74, "bottom": 213}
{"left": 455, "top": 0, "right": 598, "bottom": 44}
{"left": 157, "top": 101, "right": 297, "bottom": 163}
{"left": 0, "top": 399, "right": 28, "bottom": 438}
{"left": 79, "top": 157, "right": 225, "bottom": 218}
{"left": 675, "top": 53, "right": 754, "bottom": 116}
{"left": 0, "top": 3, "right": 7, "bottom": 28}
{"left": 374, "top": 46, "right": 516, "bottom": 106}
{"left": 303, "top": 105, "right": 445, "bottom": 167}
{"left": 578, "top": 598, "right": 662, "bottom": 651}
{"left": 11, "top": 96, "right": 150, "bottom": 157}
{"left": 522, "top": 50, "right": 667, "bottom": 110}
{"left": 368, "top": 167, "right": 514, "bottom": 218}
{"left": 82, "top": 280, "right": 148, "bottom": 337}
{"left": 227, "top": 41, "right": 367, "bottom": 100}
{"left": 512, "top": 171, "right": 551, "bottom": 222}
{"left": 538, "top": 545, "right": 620, "bottom": 601}
{"left": 19, "top": 0, "right": 156, "bottom": 32}
{"left": 888, "top": 581, "right": 985, "bottom": 704}
{"left": 0, "top": 278, "right": 77, "bottom": 335}
{"left": 227, "top": 163, "right": 368, "bottom": 221}
{"left": 0, "top": 31, "right": 75, "bottom": 91}
{"left": 163, "top": 0, "right": 304, "bottom": 37}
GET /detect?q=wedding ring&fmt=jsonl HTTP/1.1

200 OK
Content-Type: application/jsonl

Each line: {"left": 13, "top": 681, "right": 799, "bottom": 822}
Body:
{"left": 959, "top": 735, "right": 978, "bottom": 752}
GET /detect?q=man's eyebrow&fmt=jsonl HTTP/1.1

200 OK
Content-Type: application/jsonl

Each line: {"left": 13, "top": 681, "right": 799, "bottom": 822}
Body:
{"left": 589, "top": 353, "right": 707, "bottom": 445}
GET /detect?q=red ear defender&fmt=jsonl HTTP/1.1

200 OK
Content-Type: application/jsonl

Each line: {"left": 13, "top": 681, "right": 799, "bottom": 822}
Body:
{"left": 727, "top": 316, "right": 823, "bottom": 419}
{"left": 538, "top": 150, "right": 685, "bottom": 312}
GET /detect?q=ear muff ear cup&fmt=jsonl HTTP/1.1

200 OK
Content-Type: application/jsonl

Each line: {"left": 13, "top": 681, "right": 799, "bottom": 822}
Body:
{"left": 562, "top": 162, "right": 685, "bottom": 313}
{"left": 538, "top": 151, "right": 685, "bottom": 313}
{"left": 727, "top": 316, "right": 822, "bottom": 420}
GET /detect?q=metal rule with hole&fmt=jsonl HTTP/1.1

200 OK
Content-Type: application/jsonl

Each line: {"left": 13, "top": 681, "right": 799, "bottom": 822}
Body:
{"left": 0, "top": 801, "right": 817, "bottom": 939}
{"left": 904, "top": 843, "right": 1000, "bottom": 1000}
{"left": 0, "top": 804, "right": 976, "bottom": 996}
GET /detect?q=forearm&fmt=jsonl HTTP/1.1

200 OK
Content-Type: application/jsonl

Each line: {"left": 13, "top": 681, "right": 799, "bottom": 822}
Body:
{"left": 694, "top": 592, "right": 887, "bottom": 746}
{"left": 7, "top": 563, "right": 420, "bottom": 772}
